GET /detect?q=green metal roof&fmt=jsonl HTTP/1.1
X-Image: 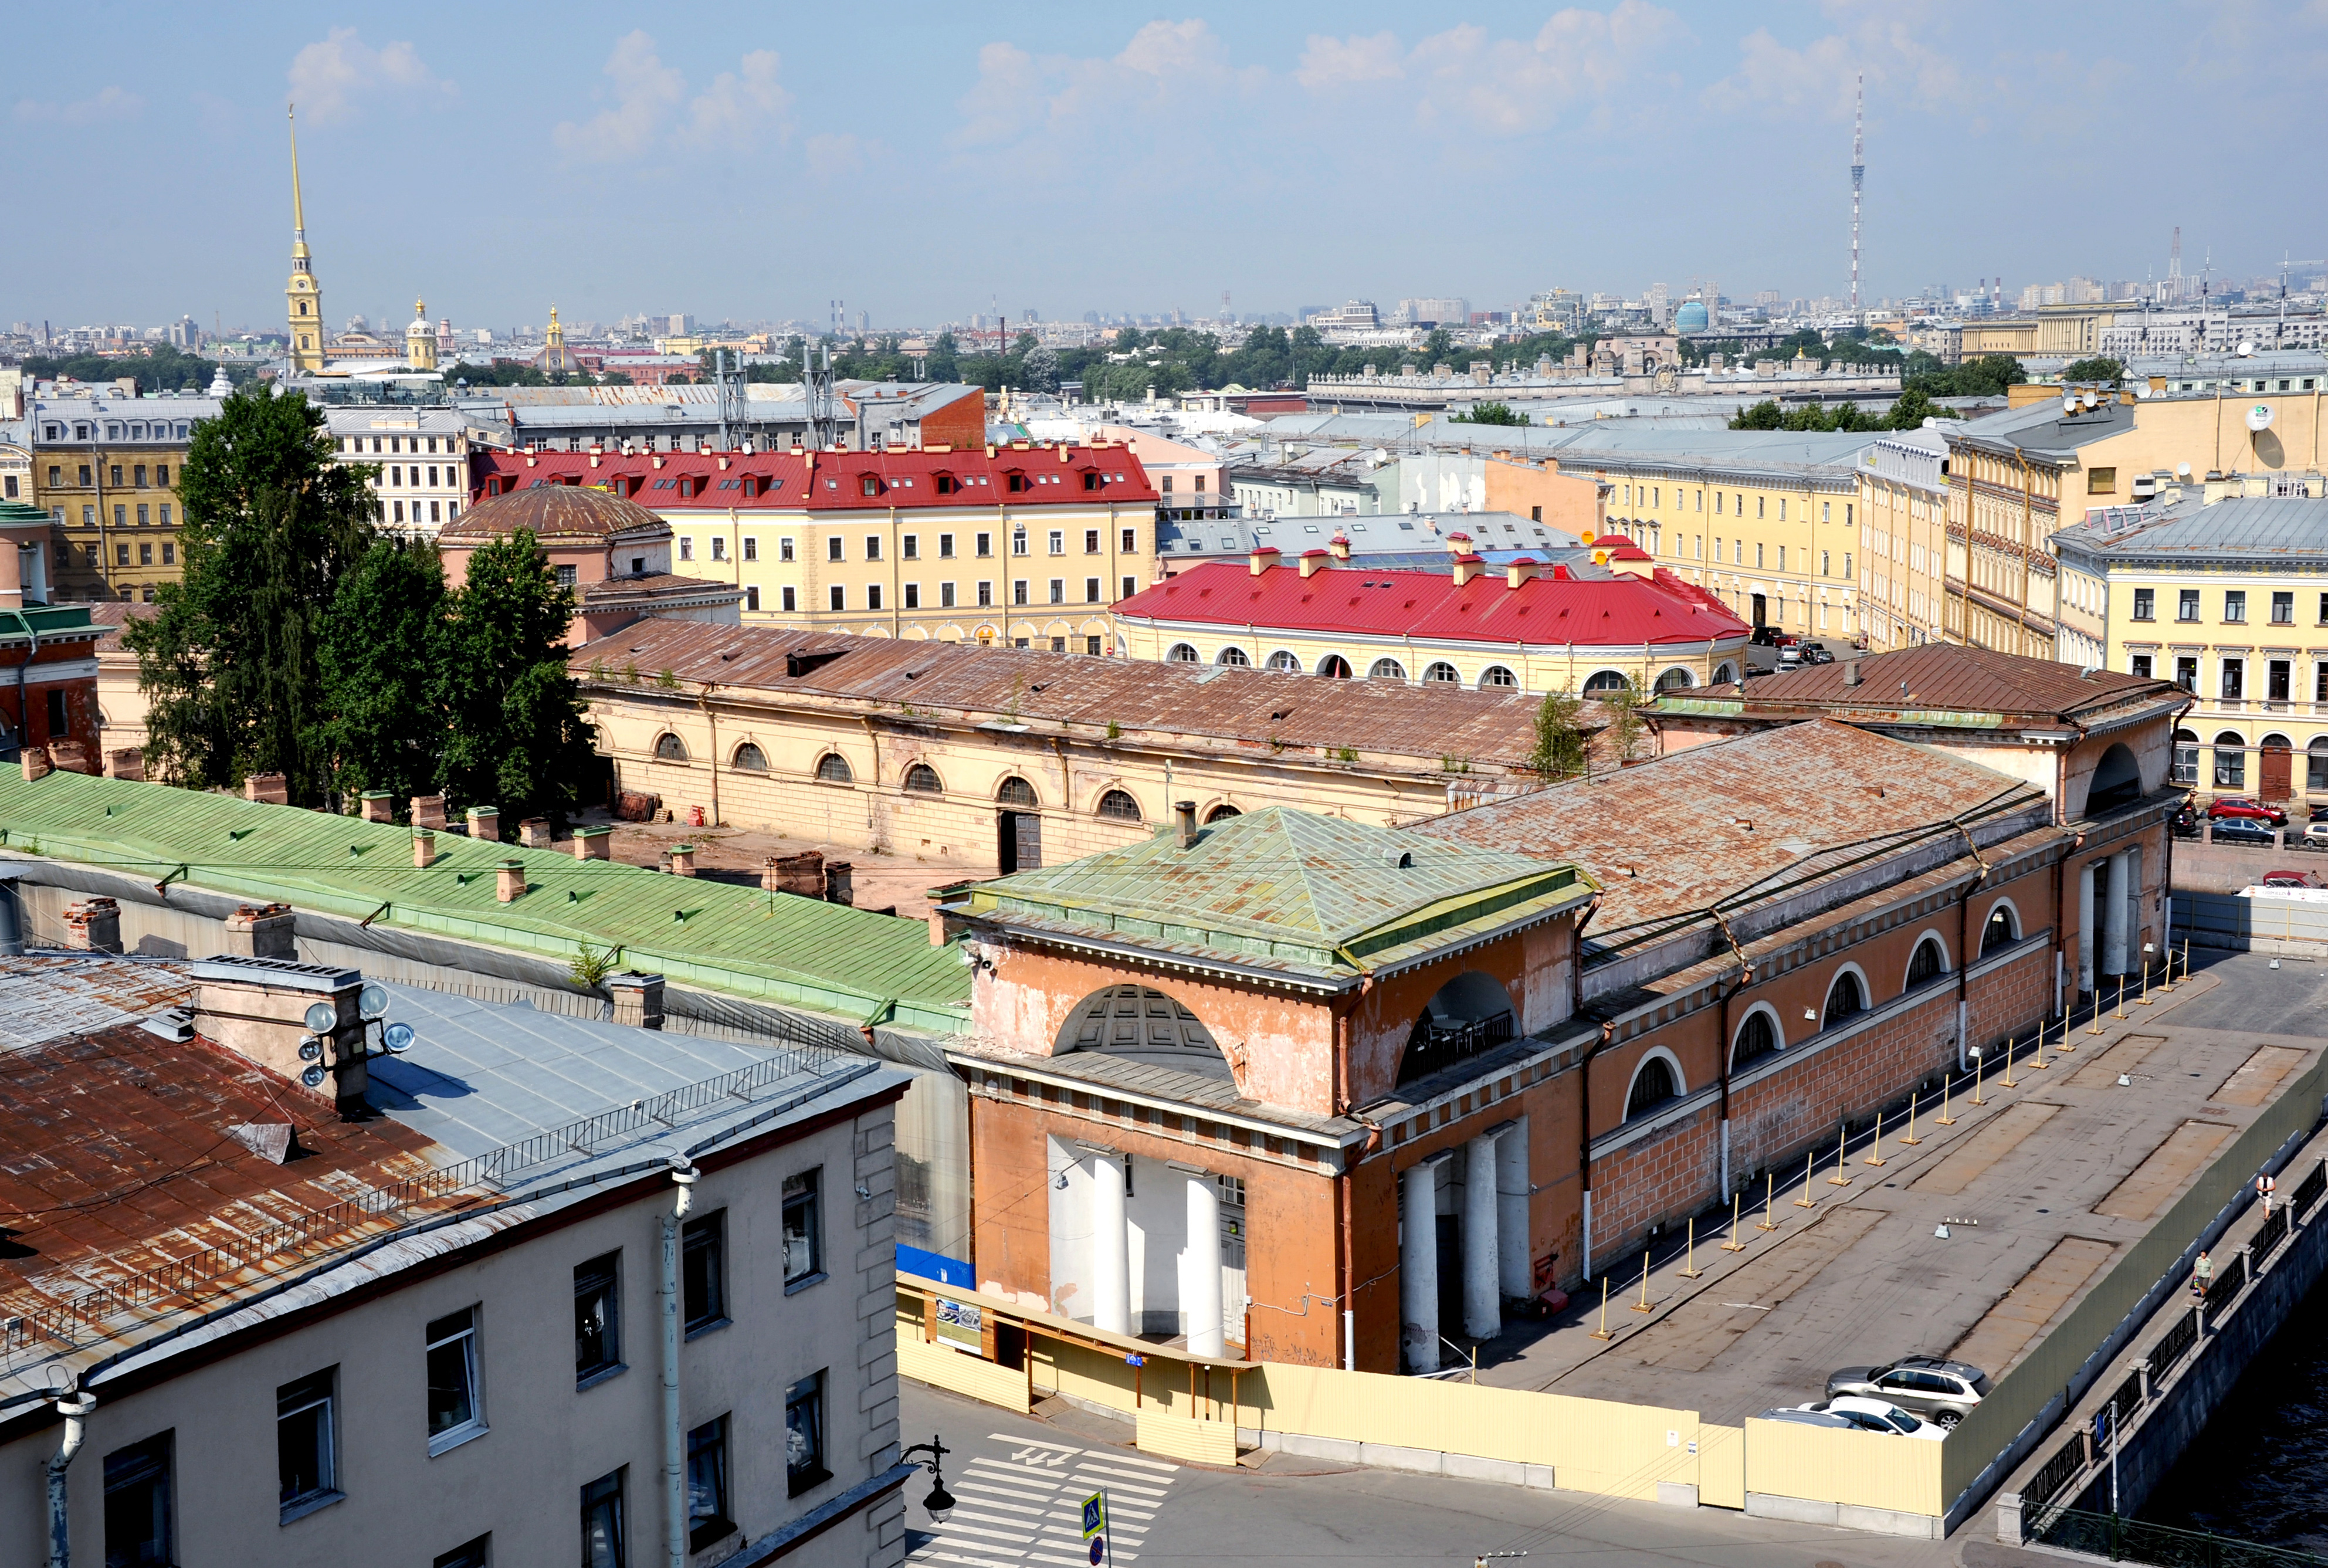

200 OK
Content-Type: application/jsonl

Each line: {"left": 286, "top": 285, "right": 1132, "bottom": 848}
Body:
{"left": 0, "top": 605, "right": 97, "bottom": 641}
{"left": 0, "top": 770, "right": 970, "bottom": 1033}
{"left": 950, "top": 806, "right": 1594, "bottom": 983}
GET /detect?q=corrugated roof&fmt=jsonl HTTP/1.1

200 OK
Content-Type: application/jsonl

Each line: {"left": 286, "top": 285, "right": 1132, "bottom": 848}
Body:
{"left": 2053, "top": 492, "right": 2328, "bottom": 560}
{"left": 1114, "top": 558, "right": 1750, "bottom": 648}
{"left": 472, "top": 441, "right": 1158, "bottom": 512}
{"left": 1414, "top": 721, "right": 2044, "bottom": 939}
{"left": 1678, "top": 643, "right": 2183, "bottom": 726}
{"left": 439, "top": 483, "right": 670, "bottom": 547}
{"left": 0, "top": 772, "right": 969, "bottom": 1032}
{"left": 951, "top": 805, "right": 1593, "bottom": 983}
{"left": 572, "top": 622, "right": 1573, "bottom": 771}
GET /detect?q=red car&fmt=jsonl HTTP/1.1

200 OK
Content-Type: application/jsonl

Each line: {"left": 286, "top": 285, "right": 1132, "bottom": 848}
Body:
{"left": 2210, "top": 797, "right": 2289, "bottom": 827}
{"left": 2261, "top": 871, "right": 2317, "bottom": 889}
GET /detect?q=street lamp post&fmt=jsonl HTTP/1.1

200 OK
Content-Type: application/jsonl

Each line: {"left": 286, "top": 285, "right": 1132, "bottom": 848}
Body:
{"left": 899, "top": 1435, "right": 957, "bottom": 1525}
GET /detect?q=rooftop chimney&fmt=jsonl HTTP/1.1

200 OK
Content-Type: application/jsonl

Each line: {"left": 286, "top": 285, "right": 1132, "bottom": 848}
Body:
{"left": 1451, "top": 554, "right": 1485, "bottom": 587}
{"left": 1249, "top": 545, "right": 1281, "bottom": 577}
{"left": 1299, "top": 548, "right": 1330, "bottom": 578}
{"left": 62, "top": 898, "right": 122, "bottom": 954}
{"left": 608, "top": 971, "right": 666, "bottom": 1031}
{"left": 191, "top": 956, "right": 367, "bottom": 1111}
{"left": 222, "top": 902, "right": 296, "bottom": 960}
{"left": 1506, "top": 558, "right": 1539, "bottom": 589}
{"left": 1327, "top": 534, "right": 1351, "bottom": 561}
{"left": 1175, "top": 799, "right": 1199, "bottom": 849}
{"left": 1842, "top": 653, "right": 1863, "bottom": 688}
{"left": 412, "top": 829, "right": 437, "bottom": 868}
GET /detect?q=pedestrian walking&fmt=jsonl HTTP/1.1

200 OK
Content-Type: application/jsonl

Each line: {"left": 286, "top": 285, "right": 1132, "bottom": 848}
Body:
{"left": 2192, "top": 1249, "right": 2212, "bottom": 1299}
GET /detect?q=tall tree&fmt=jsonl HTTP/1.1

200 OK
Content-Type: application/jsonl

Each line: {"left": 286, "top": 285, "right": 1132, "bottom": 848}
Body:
{"left": 1530, "top": 689, "right": 1589, "bottom": 781}
{"left": 434, "top": 529, "right": 593, "bottom": 823}
{"left": 318, "top": 539, "right": 447, "bottom": 804}
{"left": 124, "top": 385, "right": 377, "bottom": 796}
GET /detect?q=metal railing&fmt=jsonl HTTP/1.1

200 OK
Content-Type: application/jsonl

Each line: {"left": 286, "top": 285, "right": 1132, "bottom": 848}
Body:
{"left": 2202, "top": 1249, "right": 2248, "bottom": 1323}
{"left": 2252, "top": 1204, "right": 2290, "bottom": 1266}
{"left": 2039, "top": 1508, "right": 2328, "bottom": 1568}
{"left": 2027, "top": 1433, "right": 2090, "bottom": 1509}
{"left": 2291, "top": 1159, "right": 2325, "bottom": 1219}
{"left": 1413, "top": 1010, "right": 1516, "bottom": 1062}
{"left": 2, "top": 1040, "right": 864, "bottom": 1361}
{"left": 2149, "top": 1308, "right": 2198, "bottom": 1384}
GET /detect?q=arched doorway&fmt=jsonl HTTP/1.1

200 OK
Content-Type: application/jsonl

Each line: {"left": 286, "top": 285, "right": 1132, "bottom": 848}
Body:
{"left": 2086, "top": 742, "right": 2141, "bottom": 814}
{"left": 1397, "top": 972, "right": 1516, "bottom": 1086}
{"left": 2261, "top": 733, "right": 2295, "bottom": 802}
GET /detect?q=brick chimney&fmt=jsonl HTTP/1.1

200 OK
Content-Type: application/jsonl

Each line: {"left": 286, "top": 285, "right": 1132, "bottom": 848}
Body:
{"left": 49, "top": 740, "right": 94, "bottom": 775}
{"left": 1298, "top": 548, "right": 1330, "bottom": 578}
{"left": 1443, "top": 531, "right": 1472, "bottom": 557}
{"left": 360, "top": 791, "right": 395, "bottom": 823}
{"left": 191, "top": 956, "right": 367, "bottom": 1111}
{"left": 609, "top": 971, "right": 666, "bottom": 1031}
{"left": 822, "top": 861, "right": 853, "bottom": 905}
{"left": 105, "top": 748, "right": 144, "bottom": 781}
{"left": 467, "top": 805, "right": 500, "bottom": 842}
{"left": 222, "top": 902, "right": 296, "bottom": 960}
{"left": 764, "top": 851, "right": 824, "bottom": 897}
{"left": 574, "top": 827, "right": 613, "bottom": 860}
{"left": 1505, "top": 558, "right": 1539, "bottom": 588}
{"left": 670, "top": 843, "right": 699, "bottom": 877}
{"left": 1248, "top": 545, "right": 1281, "bottom": 577}
{"left": 413, "top": 829, "right": 438, "bottom": 868}
{"left": 244, "top": 773, "right": 290, "bottom": 805}
{"left": 1327, "top": 534, "right": 1351, "bottom": 561}
{"left": 1451, "top": 553, "right": 1486, "bottom": 587}
{"left": 1176, "top": 800, "right": 1199, "bottom": 849}
{"left": 496, "top": 860, "right": 526, "bottom": 902}
{"left": 411, "top": 794, "right": 448, "bottom": 831}
{"left": 61, "top": 898, "right": 122, "bottom": 953}
{"left": 519, "top": 817, "right": 553, "bottom": 849}
{"left": 19, "top": 747, "right": 50, "bottom": 783}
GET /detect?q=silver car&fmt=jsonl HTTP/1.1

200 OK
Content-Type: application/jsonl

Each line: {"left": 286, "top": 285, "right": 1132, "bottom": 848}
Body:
{"left": 1823, "top": 1356, "right": 1991, "bottom": 1428}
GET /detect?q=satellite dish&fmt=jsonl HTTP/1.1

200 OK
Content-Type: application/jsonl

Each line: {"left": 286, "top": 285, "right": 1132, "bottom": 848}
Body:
{"left": 302, "top": 1001, "right": 338, "bottom": 1033}
{"left": 2236, "top": 341, "right": 2254, "bottom": 357}
{"left": 359, "top": 983, "right": 390, "bottom": 1020}
{"left": 2062, "top": 395, "right": 2079, "bottom": 416}
{"left": 382, "top": 1021, "right": 416, "bottom": 1054}
{"left": 2081, "top": 390, "right": 2097, "bottom": 409}
{"left": 2247, "top": 404, "right": 2276, "bottom": 432}
{"left": 2176, "top": 462, "right": 2193, "bottom": 479}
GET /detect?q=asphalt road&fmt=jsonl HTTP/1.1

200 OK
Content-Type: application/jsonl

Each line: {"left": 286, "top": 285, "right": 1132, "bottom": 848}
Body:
{"left": 900, "top": 1381, "right": 1963, "bottom": 1568}
{"left": 2172, "top": 947, "right": 2328, "bottom": 1035}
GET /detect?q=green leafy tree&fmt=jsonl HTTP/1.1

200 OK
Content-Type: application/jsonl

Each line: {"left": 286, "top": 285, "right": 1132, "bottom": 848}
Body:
{"left": 1452, "top": 401, "right": 1526, "bottom": 426}
{"left": 318, "top": 539, "right": 446, "bottom": 802}
{"left": 433, "top": 528, "right": 594, "bottom": 824}
{"left": 22, "top": 343, "right": 247, "bottom": 394}
{"left": 2062, "top": 356, "right": 2125, "bottom": 384}
{"left": 1730, "top": 399, "right": 1785, "bottom": 430}
{"left": 1530, "top": 689, "right": 1589, "bottom": 780}
{"left": 124, "top": 385, "right": 377, "bottom": 796}
{"left": 1599, "top": 682, "right": 1645, "bottom": 762}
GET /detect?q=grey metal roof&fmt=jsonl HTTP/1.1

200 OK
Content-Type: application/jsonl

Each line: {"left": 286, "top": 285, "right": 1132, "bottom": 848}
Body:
{"left": 2053, "top": 492, "right": 2328, "bottom": 562}
{"left": 1943, "top": 398, "right": 2134, "bottom": 458}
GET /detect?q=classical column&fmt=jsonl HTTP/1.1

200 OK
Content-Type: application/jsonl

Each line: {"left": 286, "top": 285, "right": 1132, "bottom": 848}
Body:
{"left": 1182, "top": 1171, "right": 1224, "bottom": 1359}
{"left": 2103, "top": 851, "right": 2132, "bottom": 977}
{"left": 1091, "top": 1154, "right": 1130, "bottom": 1336}
{"left": 1462, "top": 1134, "right": 1502, "bottom": 1340}
{"left": 2078, "top": 860, "right": 2099, "bottom": 994}
{"left": 1495, "top": 1117, "right": 1531, "bottom": 1302}
{"left": 1399, "top": 1161, "right": 1440, "bottom": 1374}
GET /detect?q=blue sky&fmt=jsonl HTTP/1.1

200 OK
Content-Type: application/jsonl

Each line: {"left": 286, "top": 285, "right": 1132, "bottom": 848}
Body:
{"left": 10, "top": 1, "right": 2326, "bottom": 333}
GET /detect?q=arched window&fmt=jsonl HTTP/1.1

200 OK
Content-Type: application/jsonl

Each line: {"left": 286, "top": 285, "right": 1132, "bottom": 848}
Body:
{"left": 2173, "top": 727, "right": 2200, "bottom": 787}
{"left": 1714, "top": 662, "right": 1739, "bottom": 685}
{"left": 997, "top": 776, "right": 1038, "bottom": 807}
{"left": 1583, "top": 670, "right": 1632, "bottom": 696}
{"left": 1625, "top": 1055, "right": 1680, "bottom": 1120}
{"left": 1654, "top": 666, "right": 1695, "bottom": 692}
{"left": 1216, "top": 646, "right": 1251, "bottom": 666}
{"left": 1368, "top": 657, "right": 1407, "bottom": 680}
{"left": 1824, "top": 969, "right": 1867, "bottom": 1025}
{"left": 1266, "top": 650, "right": 1302, "bottom": 672}
{"left": 1317, "top": 653, "right": 1353, "bottom": 678}
{"left": 1479, "top": 664, "right": 1519, "bottom": 688}
{"left": 653, "top": 732, "right": 688, "bottom": 762}
{"left": 731, "top": 742, "right": 768, "bottom": 771}
{"left": 1096, "top": 788, "right": 1141, "bottom": 822}
{"left": 1166, "top": 642, "right": 1200, "bottom": 664}
{"left": 1983, "top": 903, "right": 2020, "bottom": 954}
{"left": 903, "top": 763, "right": 943, "bottom": 794}
{"left": 1731, "top": 1010, "right": 1780, "bottom": 1071}
{"left": 815, "top": 752, "right": 853, "bottom": 783}
{"left": 2086, "top": 742, "right": 2141, "bottom": 814}
{"left": 1204, "top": 804, "right": 1242, "bottom": 823}
{"left": 1422, "top": 661, "right": 1461, "bottom": 685}
{"left": 2214, "top": 730, "right": 2247, "bottom": 789}
{"left": 1906, "top": 936, "right": 1948, "bottom": 989}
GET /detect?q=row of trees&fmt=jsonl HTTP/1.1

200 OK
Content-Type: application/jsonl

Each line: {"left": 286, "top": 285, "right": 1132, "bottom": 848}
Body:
{"left": 19, "top": 344, "right": 260, "bottom": 395}
{"left": 126, "top": 388, "right": 594, "bottom": 821}
{"left": 1729, "top": 387, "right": 1961, "bottom": 432}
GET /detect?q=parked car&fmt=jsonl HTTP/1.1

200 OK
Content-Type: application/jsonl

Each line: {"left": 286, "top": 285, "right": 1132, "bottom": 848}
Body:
{"left": 1777, "top": 646, "right": 1803, "bottom": 669}
{"left": 1797, "top": 641, "right": 1838, "bottom": 665}
{"left": 2173, "top": 804, "right": 2202, "bottom": 839}
{"left": 1824, "top": 1357, "right": 1991, "bottom": 1428}
{"left": 2210, "top": 797, "right": 2289, "bottom": 826}
{"left": 2261, "top": 871, "right": 2318, "bottom": 889}
{"left": 1750, "top": 626, "right": 1798, "bottom": 648}
{"left": 2305, "top": 822, "right": 2328, "bottom": 850}
{"left": 1756, "top": 1406, "right": 1855, "bottom": 1431}
{"left": 2211, "top": 818, "right": 2278, "bottom": 847}
{"left": 1784, "top": 1398, "right": 1947, "bottom": 1441}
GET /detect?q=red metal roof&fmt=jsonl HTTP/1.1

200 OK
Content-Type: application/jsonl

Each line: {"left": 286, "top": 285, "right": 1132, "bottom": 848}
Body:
{"left": 1116, "top": 559, "right": 1750, "bottom": 648}
{"left": 470, "top": 441, "right": 1158, "bottom": 513}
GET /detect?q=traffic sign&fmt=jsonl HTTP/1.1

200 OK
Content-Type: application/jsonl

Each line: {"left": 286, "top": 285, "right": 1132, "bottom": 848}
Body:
{"left": 1081, "top": 1491, "right": 1107, "bottom": 1539}
{"left": 1088, "top": 1539, "right": 1104, "bottom": 1565}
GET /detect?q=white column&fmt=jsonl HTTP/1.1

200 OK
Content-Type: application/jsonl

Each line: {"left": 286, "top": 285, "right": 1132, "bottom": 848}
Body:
{"left": 1495, "top": 1118, "right": 1530, "bottom": 1302}
{"left": 1091, "top": 1154, "right": 1130, "bottom": 1336}
{"left": 2103, "top": 851, "right": 2132, "bottom": 976}
{"left": 1183, "top": 1171, "right": 1224, "bottom": 1359}
{"left": 2078, "top": 861, "right": 2098, "bottom": 993}
{"left": 1400, "top": 1161, "right": 1440, "bottom": 1373}
{"left": 1462, "top": 1134, "right": 1501, "bottom": 1340}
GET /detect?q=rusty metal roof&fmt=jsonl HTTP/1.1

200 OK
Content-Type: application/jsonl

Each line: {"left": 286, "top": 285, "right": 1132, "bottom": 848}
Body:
{"left": 1673, "top": 643, "right": 2179, "bottom": 728}
{"left": 574, "top": 621, "right": 1580, "bottom": 773}
{"left": 439, "top": 483, "right": 672, "bottom": 547}
{"left": 1414, "top": 720, "right": 2047, "bottom": 939}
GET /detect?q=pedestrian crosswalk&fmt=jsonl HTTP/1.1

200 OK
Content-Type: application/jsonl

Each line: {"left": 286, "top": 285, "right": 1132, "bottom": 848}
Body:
{"left": 907, "top": 1431, "right": 1179, "bottom": 1568}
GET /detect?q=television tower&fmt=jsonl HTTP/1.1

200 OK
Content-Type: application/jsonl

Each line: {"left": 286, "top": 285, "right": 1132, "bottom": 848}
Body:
{"left": 2168, "top": 227, "right": 2183, "bottom": 301}
{"left": 1849, "top": 72, "right": 1865, "bottom": 316}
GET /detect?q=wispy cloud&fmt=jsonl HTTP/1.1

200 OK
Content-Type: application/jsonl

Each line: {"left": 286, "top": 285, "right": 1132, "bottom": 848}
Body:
{"left": 554, "top": 32, "right": 792, "bottom": 160}
{"left": 954, "top": 21, "right": 1263, "bottom": 154}
{"left": 287, "top": 29, "right": 452, "bottom": 125}
{"left": 12, "top": 84, "right": 144, "bottom": 125}
{"left": 1702, "top": 3, "right": 1964, "bottom": 120}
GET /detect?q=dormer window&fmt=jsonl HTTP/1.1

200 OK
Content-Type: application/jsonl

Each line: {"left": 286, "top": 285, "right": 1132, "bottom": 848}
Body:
{"left": 1005, "top": 472, "right": 1028, "bottom": 493}
{"left": 860, "top": 475, "right": 880, "bottom": 497}
{"left": 1082, "top": 470, "right": 1102, "bottom": 491}
{"left": 934, "top": 473, "right": 958, "bottom": 496}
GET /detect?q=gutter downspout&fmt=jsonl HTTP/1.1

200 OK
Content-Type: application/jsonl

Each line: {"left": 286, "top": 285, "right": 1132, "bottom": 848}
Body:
{"left": 2055, "top": 831, "right": 2087, "bottom": 1018}
{"left": 16, "top": 619, "right": 39, "bottom": 753}
{"left": 1953, "top": 822, "right": 1990, "bottom": 1071}
{"left": 696, "top": 683, "right": 720, "bottom": 828}
{"left": 47, "top": 1388, "right": 96, "bottom": 1568}
{"left": 1709, "top": 909, "right": 1753, "bottom": 1200}
{"left": 662, "top": 1158, "right": 700, "bottom": 1568}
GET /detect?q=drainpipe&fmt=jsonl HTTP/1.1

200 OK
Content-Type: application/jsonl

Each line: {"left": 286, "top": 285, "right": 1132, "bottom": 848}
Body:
{"left": 695, "top": 682, "right": 720, "bottom": 828}
{"left": 1954, "top": 822, "right": 1991, "bottom": 1072}
{"left": 2054, "top": 831, "right": 2087, "bottom": 1017}
{"left": 662, "top": 1158, "right": 699, "bottom": 1568}
{"left": 16, "top": 618, "right": 39, "bottom": 751}
{"left": 47, "top": 1388, "right": 96, "bottom": 1568}
{"left": 1709, "top": 909, "right": 1753, "bottom": 1201}
{"left": 1578, "top": 1019, "right": 1614, "bottom": 1281}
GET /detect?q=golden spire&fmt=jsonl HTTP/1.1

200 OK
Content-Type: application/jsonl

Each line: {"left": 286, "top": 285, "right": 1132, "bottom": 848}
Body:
{"left": 286, "top": 101, "right": 324, "bottom": 371}
{"left": 289, "top": 104, "right": 310, "bottom": 260}
{"left": 414, "top": 297, "right": 428, "bottom": 320}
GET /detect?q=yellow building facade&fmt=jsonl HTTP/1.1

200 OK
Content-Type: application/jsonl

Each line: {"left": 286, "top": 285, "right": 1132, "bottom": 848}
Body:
{"left": 27, "top": 398, "right": 219, "bottom": 601}
{"left": 1855, "top": 432, "right": 1952, "bottom": 651}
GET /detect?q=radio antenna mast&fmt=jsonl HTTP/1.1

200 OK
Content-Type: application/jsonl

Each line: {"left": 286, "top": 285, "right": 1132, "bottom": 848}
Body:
{"left": 1849, "top": 72, "right": 1865, "bottom": 317}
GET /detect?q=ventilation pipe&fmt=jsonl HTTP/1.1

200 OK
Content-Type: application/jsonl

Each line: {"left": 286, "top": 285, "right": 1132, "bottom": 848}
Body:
{"left": 1175, "top": 800, "right": 1199, "bottom": 849}
{"left": 662, "top": 1157, "right": 699, "bottom": 1568}
{"left": 47, "top": 1387, "right": 97, "bottom": 1568}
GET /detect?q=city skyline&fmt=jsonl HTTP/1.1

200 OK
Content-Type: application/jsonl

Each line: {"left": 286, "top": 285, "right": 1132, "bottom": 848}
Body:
{"left": 7, "top": 0, "right": 2326, "bottom": 331}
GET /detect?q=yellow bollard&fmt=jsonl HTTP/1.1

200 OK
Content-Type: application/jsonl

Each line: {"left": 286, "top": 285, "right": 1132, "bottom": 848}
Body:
{"left": 1681, "top": 1217, "right": 1703, "bottom": 1278}
{"left": 1935, "top": 1071, "right": 1956, "bottom": 1126}
{"left": 2115, "top": 975, "right": 2128, "bottom": 1020}
{"left": 1970, "top": 1048, "right": 1988, "bottom": 1106}
{"left": 1863, "top": 1109, "right": 1887, "bottom": 1167}
{"left": 2088, "top": 983, "right": 2106, "bottom": 1035}
{"left": 1827, "top": 1127, "right": 1853, "bottom": 1186}
{"left": 2139, "top": 951, "right": 2156, "bottom": 1005}
{"left": 2002, "top": 1034, "right": 2018, "bottom": 1089}
{"left": 1590, "top": 1275, "right": 1614, "bottom": 1340}
{"left": 1630, "top": 1247, "right": 1655, "bottom": 1314}
{"left": 1795, "top": 1149, "right": 1819, "bottom": 1208}
{"left": 2055, "top": 1005, "right": 2076, "bottom": 1052}
{"left": 1900, "top": 1091, "right": 1923, "bottom": 1146}
{"left": 2031, "top": 1017, "right": 2050, "bottom": 1069}
{"left": 1723, "top": 1194, "right": 1748, "bottom": 1252}
{"left": 1758, "top": 1170, "right": 1780, "bottom": 1231}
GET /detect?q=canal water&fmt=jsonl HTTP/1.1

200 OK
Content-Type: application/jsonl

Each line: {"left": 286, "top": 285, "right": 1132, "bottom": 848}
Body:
{"left": 2140, "top": 1269, "right": 2328, "bottom": 1549}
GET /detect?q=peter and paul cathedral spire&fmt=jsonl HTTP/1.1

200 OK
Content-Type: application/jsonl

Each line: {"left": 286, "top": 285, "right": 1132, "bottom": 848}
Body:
{"left": 286, "top": 104, "right": 324, "bottom": 373}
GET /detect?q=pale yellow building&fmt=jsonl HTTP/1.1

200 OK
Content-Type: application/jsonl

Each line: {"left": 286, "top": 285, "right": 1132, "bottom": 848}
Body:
{"left": 1856, "top": 429, "right": 1953, "bottom": 650}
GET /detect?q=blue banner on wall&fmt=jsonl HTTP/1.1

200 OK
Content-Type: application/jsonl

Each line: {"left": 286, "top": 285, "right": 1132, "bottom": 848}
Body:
{"left": 897, "top": 1244, "right": 974, "bottom": 1289}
